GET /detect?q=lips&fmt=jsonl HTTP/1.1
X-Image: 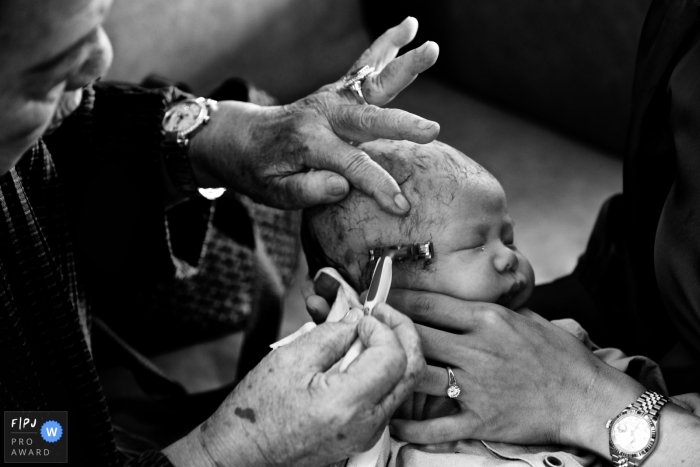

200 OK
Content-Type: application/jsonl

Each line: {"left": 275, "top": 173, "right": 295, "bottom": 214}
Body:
{"left": 498, "top": 280, "right": 523, "bottom": 306}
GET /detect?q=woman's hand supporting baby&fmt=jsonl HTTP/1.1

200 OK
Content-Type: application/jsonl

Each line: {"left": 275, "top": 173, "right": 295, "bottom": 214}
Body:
{"left": 187, "top": 17, "right": 440, "bottom": 216}
{"left": 385, "top": 290, "right": 700, "bottom": 467}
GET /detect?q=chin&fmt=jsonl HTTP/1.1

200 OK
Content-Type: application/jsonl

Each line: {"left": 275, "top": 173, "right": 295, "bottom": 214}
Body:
{"left": 0, "top": 126, "right": 48, "bottom": 174}
{"left": 504, "top": 295, "right": 527, "bottom": 310}
{"left": 0, "top": 90, "right": 83, "bottom": 174}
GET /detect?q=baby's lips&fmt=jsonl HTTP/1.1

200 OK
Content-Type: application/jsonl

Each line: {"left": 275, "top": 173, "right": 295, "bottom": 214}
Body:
{"left": 509, "top": 280, "right": 523, "bottom": 295}
{"left": 498, "top": 280, "right": 523, "bottom": 306}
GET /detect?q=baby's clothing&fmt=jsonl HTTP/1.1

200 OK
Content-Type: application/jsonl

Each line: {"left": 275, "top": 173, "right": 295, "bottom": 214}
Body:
{"left": 273, "top": 268, "right": 667, "bottom": 467}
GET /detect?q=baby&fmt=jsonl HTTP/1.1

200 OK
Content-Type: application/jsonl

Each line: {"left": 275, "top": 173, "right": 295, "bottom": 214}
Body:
{"left": 299, "top": 139, "right": 662, "bottom": 466}
{"left": 302, "top": 138, "right": 535, "bottom": 314}
{"left": 302, "top": 138, "right": 537, "bottom": 424}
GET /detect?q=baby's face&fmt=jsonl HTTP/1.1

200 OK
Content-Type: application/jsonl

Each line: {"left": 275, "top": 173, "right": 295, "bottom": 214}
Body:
{"left": 304, "top": 139, "right": 535, "bottom": 309}
{"left": 412, "top": 179, "right": 534, "bottom": 310}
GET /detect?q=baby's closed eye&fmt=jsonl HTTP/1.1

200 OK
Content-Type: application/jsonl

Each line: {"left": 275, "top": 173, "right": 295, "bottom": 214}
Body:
{"left": 454, "top": 244, "right": 486, "bottom": 254}
{"left": 457, "top": 240, "right": 486, "bottom": 251}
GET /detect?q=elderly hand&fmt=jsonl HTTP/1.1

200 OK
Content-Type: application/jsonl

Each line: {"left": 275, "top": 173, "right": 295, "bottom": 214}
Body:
{"left": 189, "top": 17, "right": 439, "bottom": 215}
{"left": 384, "top": 290, "right": 648, "bottom": 450}
{"left": 164, "top": 304, "right": 424, "bottom": 467}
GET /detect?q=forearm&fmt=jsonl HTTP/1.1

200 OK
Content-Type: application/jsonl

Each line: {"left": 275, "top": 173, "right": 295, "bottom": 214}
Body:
{"left": 187, "top": 99, "right": 268, "bottom": 190}
{"left": 565, "top": 362, "right": 700, "bottom": 465}
{"left": 159, "top": 100, "right": 245, "bottom": 208}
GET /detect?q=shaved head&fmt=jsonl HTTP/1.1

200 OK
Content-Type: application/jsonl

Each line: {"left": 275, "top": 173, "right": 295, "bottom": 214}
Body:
{"left": 302, "top": 139, "right": 499, "bottom": 290}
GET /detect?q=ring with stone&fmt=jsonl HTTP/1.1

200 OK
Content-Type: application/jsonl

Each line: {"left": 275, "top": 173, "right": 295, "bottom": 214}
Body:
{"left": 342, "top": 65, "right": 375, "bottom": 104}
{"left": 446, "top": 366, "right": 461, "bottom": 399}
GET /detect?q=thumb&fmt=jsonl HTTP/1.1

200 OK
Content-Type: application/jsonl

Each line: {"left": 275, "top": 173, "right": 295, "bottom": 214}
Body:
{"left": 275, "top": 170, "right": 350, "bottom": 209}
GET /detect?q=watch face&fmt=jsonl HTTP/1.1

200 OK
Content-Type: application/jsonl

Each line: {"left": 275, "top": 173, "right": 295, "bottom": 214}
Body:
{"left": 163, "top": 101, "right": 204, "bottom": 133}
{"left": 612, "top": 414, "right": 652, "bottom": 454}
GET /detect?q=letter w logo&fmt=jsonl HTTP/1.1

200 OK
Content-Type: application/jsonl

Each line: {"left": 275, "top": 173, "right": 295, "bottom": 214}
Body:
{"left": 46, "top": 427, "right": 58, "bottom": 437}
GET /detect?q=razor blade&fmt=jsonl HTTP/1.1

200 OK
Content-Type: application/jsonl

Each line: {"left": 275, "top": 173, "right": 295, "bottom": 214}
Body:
{"left": 368, "top": 242, "right": 434, "bottom": 264}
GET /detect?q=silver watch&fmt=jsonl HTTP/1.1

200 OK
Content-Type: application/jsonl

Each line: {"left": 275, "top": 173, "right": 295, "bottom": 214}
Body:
{"left": 606, "top": 390, "right": 669, "bottom": 466}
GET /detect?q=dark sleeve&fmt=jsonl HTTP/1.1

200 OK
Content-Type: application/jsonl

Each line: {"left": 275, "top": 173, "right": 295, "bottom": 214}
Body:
{"left": 528, "top": 3, "right": 700, "bottom": 394}
{"left": 654, "top": 27, "right": 700, "bottom": 360}
{"left": 46, "top": 82, "right": 211, "bottom": 327}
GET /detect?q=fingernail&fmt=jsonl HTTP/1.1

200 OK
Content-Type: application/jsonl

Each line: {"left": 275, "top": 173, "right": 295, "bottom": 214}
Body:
{"left": 342, "top": 309, "right": 361, "bottom": 323}
{"left": 327, "top": 175, "right": 346, "bottom": 196}
{"left": 417, "top": 119, "right": 437, "bottom": 131}
{"left": 394, "top": 193, "right": 410, "bottom": 212}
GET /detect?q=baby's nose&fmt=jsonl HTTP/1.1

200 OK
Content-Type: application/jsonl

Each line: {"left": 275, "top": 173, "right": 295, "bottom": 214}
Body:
{"left": 494, "top": 246, "right": 519, "bottom": 273}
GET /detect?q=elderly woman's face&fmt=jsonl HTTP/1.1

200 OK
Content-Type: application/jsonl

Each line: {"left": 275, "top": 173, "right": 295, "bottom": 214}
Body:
{"left": 0, "top": 0, "right": 113, "bottom": 175}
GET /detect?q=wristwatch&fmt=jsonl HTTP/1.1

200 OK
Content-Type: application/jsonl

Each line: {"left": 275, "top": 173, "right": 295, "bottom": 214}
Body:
{"left": 161, "top": 97, "right": 225, "bottom": 199}
{"left": 606, "top": 390, "right": 669, "bottom": 466}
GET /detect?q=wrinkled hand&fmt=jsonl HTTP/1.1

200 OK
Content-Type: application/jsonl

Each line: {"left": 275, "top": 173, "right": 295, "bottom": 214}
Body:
{"left": 384, "top": 290, "right": 646, "bottom": 449}
{"left": 165, "top": 304, "right": 424, "bottom": 467}
{"left": 189, "top": 17, "right": 440, "bottom": 215}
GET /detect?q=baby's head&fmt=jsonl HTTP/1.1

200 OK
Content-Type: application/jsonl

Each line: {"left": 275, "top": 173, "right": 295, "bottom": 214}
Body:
{"left": 302, "top": 139, "right": 535, "bottom": 310}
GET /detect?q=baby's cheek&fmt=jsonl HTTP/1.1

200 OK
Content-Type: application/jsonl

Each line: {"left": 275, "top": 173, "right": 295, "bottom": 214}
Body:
{"left": 432, "top": 267, "right": 503, "bottom": 303}
{"left": 390, "top": 267, "right": 431, "bottom": 292}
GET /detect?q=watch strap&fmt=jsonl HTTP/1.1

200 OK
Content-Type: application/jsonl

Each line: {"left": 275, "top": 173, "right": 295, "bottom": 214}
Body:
{"left": 611, "top": 453, "right": 639, "bottom": 467}
{"left": 631, "top": 390, "right": 668, "bottom": 419}
{"left": 162, "top": 139, "right": 201, "bottom": 196}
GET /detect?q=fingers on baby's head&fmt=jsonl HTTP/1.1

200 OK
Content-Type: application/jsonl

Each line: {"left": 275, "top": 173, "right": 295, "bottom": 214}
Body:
{"left": 302, "top": 139, "right": 499, "bottom": 289}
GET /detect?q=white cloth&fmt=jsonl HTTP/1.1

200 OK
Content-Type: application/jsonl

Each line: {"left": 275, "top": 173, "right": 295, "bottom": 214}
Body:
{"left": 270, "top": 267, "right": 364, "bottom": 351}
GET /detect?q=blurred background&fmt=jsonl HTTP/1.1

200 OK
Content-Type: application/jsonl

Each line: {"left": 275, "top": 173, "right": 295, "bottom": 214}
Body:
{"left": 102, "top": 0, "right": 649, "bottom": 388}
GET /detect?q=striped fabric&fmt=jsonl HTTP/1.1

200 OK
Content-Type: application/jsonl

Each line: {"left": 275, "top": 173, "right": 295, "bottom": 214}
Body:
{"left": 0, "top": 87, "right": 175, "bottom": 466}
{"left": 1, "top": 79, "right": 301, "bottom": 465}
